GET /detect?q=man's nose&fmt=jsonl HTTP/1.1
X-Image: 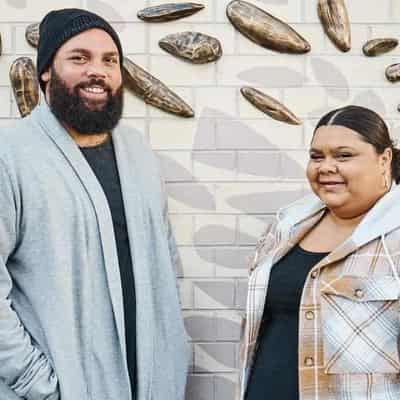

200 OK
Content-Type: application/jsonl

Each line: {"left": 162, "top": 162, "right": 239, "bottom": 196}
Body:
{"left": 85, "top": 60, "right": 107, "bottom": 78}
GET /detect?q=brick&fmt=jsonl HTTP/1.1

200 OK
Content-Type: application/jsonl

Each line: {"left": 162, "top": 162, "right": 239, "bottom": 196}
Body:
{"left": 306, "top": 56, "right": 390, "bottom": 88}
{"left": 194, "top": 214, "right": 236, "bottom": 245}
{"left": 215, "top": 374, "right": 238, "bottom": 400}
{"left": 169, "top": 214, "right": 194, "bottom": 245}
{"left": 237, "top": 215, "right": 274, "bottom": 245}
{"left": 178, "top": 247, "right": 215, "bottom": 278}
{"left": 194, "top": 280, "right": 235, "bottom": 309}
{"left": 217, "top": 55, "right": 306, "bottom": 87}
{"left": 237, "top": 151, "right": 280, "bottom": 180}
{"left": 217, "top": 0, "right": 302, "bottom": 23}
{"left": 149, "top": 119, "right": 214, "bottom": 150}
{"left": 194, "top": 343, "right": 236, "bottom": 373}
{"left": 119, "top": 119, "right": 146, "bottom": 138}
{"left": 214, "top": 247, "right": 250, "bottom": 278}
{"left": 192, "top": 151, "right": 236, "bottom": 181}
{"left": 0, "top": 1, "right": 80, "bottom": 22}
{"left": 215, "top": 310, "right": 241, "bottom": 341}
{"left": 113, "top": 23, "right": 147, "bottom": 54}
{"left": 15, "top": 24, "right": 37, "bottom": 55}
{"left": 167, "top": 183, "right": 215, "bottom": 213}
{"left": 183, "top": 311, "right": 217, "bottom": 341}
{"left": 281, "top": 150, "right": 308, "bottom": 179}
{"left": 157, "top": 151, "right": 193, "bottom": 182}
{"left": 0, "top": 87, "right": 12, "bottom": 118}
{"left": 185, "top": 374, "right": 214, "bottom": 400}
{"left": 86, "top": 0, "right": 147, "bottom": 22}
{"left": 304, "top": 0, "right": 391, "bottom": 23}
{"left": 150, "top": 55, "right": 216, "bottom": 86}
{"left": 215, "top": 182, "right": 306, "bottom": 213}
{"left": 122, "top": 90, "right": 147, "bottom": 118}
{"left": 0, "top": 56, "right": 19, "bottom": 86}
{"left": 216, "top": 119, "right": 303, "bottom": 150}
{"left": 195, "top": 87, "right": 236, "bottom": 117}
{"left": 235, "top": 279, "right": 248, "bottom": 309}
{"left": 179, "top": 278, "right": 194, "bottom": 309}
{"left": 0, "top": 24, "right": 14, "bottom": 55}
{"left": 283, "top": 87, "right": 327, "bottom": 118}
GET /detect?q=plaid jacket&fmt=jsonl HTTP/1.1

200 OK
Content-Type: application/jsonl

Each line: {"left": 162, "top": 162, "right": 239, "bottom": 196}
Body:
{"left": 240, "top": 186, "right": 400, "bottom": 399}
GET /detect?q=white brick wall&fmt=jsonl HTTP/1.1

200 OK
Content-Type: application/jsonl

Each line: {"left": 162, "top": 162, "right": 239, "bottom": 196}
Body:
{"left": 2, "top": 1, "right": 400, "bottom": 399}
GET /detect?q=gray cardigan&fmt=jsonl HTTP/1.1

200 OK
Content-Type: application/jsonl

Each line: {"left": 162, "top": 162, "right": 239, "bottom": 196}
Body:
{"left": 0, "top": 103, "right": 189, "bottom": 400}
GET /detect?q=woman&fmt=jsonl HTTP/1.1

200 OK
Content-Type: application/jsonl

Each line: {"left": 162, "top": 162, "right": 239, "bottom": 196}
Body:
{"left": 240, "top": 105, "right": 400, "bottom": 400}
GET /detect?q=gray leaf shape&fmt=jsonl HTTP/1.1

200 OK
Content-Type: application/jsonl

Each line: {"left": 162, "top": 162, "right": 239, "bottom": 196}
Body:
{"left": 158, "top": 153, "right": 194, "bottom": 181}
{"left": 6, "top": 0, "right": 26, "bottom": 8}
{"left": 167, "top": 184, "right": 215, "bottom": 211}
{"left": 311, "top": 57, "right": 349, "bottom": 89}
{"left": 259, "top": 0, "right": 288, "bottom": 3}
{"left": 184, "top": 315, "right": 240, "bottom": 340}
{"left": 194, "top": 225, "right": 235, "bottom": 245}
{"left": 227, "top": 189, "right": 304, "bottom": 213}
{"left": 215, "top": 375, "right": 237, "bottom": 399}
{"left": 352, "top": 90, "right": 386, "bottom": 116}
{"left": 195, "top": 281, "right": 234, "bottom": 307}
{"left": 238, "top": 66, "right": 306, "bottom": 87}
{"left": 87, "top": 0, "right": 124, "bottom": 24}
{"left": 325, "top": 88, "right": 350, "bottom": 102}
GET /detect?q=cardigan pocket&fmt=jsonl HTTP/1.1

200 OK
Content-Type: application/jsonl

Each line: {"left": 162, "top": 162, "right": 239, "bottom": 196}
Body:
{"left": 320, "top": 275, "right": 400, "bottom": 374}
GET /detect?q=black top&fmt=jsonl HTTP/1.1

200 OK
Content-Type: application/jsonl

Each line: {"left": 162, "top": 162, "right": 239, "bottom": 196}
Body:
{"left": 80, "top": 136, "right": 136, "bottom": 397}
{"left": 245, "top": 244, "right": 328, "bottom": 400}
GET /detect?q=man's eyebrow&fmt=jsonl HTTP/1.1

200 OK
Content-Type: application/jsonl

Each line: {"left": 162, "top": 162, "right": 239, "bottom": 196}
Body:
{"left": 66, "top": 49, "right": 119, "bottom": 57}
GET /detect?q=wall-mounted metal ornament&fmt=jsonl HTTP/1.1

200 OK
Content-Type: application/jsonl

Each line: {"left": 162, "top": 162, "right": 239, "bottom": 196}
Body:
{"left": 137, "top": 3, "right": 204, "bottom": 22}
{"left": 25, "top": 22, "right": 40, "bottom": 48}
{"left": 159, "top": 32, "right": 222, "bottom": 63}
{"left": 385, "top": 63, "right": 400, "bottom": 82}
{"left": 0, "top": 32, "right": 2, "bottom": 56}
{"left": 226, "top": 0, "right": 310, "bottom": 54}
{"left": 317, "top": 0, "right": 351, "bottom": 52}
{"left": 122, "top": 57, "right": 194, "bottom": 117}
{"left": 10, "top": 57, "right": 40, "bottom": 118}
{"left": 240, "top": 86, "right": 301, "bottom": 125}
{"left": 363, "top": 38, "right": 398, "bottom": 57}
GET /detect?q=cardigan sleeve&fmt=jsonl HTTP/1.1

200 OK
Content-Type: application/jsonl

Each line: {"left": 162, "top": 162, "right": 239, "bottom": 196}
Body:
{"left": 0, "top": 160, "right": 60, "bottom": 400}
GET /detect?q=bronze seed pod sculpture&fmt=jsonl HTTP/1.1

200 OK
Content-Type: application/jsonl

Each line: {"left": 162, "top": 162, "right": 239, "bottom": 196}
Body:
{"left": 0, "top": 33, "right": 2, "bottom": 56}
{"left": 122, "top": 56, "right": 194, "bottom": 117}
{"left": 137, "top": 2, "right": 204, "bottom": 22}
{"left": 226, "top": 0, "right": 310, "bottom": 54}
{"left": 241, "top": 86, "right": 301, "bottom": 125}
{"left": 385, "top": 63, "right": 400, "bottom": 83}
{"left": 363, "top": 38, "right": 398, "bottom": 57}
{"left": 159, "top": 32, "right": 222, "bottom": 64}
{"left": 10, "top": 57, "right": 40, "bottom": 118}
{"left": 317, "top": 0, "right": 351, "bottom": 52}
{"left": 25, "top": 22, "right": 40, "bottom": 48}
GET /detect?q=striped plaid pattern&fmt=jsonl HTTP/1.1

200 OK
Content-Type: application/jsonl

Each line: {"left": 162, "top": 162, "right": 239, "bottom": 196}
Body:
{"left": 240, "top": 190, "right": 400, "bottom": 400}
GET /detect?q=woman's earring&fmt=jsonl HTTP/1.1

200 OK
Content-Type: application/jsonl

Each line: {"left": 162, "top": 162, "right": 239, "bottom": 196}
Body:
{"left": 384, "top": 173, "right": 389, "bottom": 190}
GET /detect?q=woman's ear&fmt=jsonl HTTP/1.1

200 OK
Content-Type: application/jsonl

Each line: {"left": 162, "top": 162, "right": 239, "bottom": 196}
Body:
{"left": 41, "top": 69, "right": 50, "bottom": 83}
{"left": 381, "top": 147, "right": 393, "bottom": 170}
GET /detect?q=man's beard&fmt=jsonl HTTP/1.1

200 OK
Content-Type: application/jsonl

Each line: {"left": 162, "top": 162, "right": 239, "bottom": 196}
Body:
{"left": 48, "top": 67, "right": 123, "bottom": 135}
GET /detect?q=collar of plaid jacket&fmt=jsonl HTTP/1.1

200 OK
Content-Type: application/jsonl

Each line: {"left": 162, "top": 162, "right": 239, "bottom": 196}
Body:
{"left": 269, "top": 183, "right": 400, "bottom": 270}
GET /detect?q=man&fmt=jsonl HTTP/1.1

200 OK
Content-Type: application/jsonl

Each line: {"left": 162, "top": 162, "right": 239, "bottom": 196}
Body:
{"left": 0, "top": 9, "right": 189, "bottom": 400}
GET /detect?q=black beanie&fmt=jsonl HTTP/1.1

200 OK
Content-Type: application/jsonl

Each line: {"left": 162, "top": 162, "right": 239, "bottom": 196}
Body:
{"left": 37, "top": 8, "right": 123, "bottom": 92}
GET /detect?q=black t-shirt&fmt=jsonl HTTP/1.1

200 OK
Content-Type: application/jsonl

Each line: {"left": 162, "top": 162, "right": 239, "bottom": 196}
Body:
{"left": 245, "top": 244, "right": 328, "bottom": 400}
{"left": 80, "top": 136, "right": 136, "bottom": 397}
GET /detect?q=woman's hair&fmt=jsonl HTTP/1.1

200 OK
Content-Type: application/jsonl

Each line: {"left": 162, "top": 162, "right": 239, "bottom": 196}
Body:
{"left": 314, "top": 105, "right": 400, "bottom": 183}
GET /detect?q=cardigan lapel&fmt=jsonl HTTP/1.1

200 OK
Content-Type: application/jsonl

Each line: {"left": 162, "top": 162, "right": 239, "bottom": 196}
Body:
{"left": 31, "top": 104, "right": 127, "bottom": 359}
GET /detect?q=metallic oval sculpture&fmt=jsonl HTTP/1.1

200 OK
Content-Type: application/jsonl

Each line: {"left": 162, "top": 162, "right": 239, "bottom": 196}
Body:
{"left": 25, "top": 22, "right": 40, "bottom": 48}
{"left": 363, "top": 38, "right": 398, "bottom": 57}
{"left": 241, "top": 86, "right": 301, "bottom": 125}
{"left": 226, "top": 0, "right": 310, "bottom": 54}
{"left": 0, "top": 32, "right": 2, "bottom": 56}
{"left": 318, "top": 0, "right": 351, "bottom": 52}
{"left": 122, "top": 57, "right": 194, "bottom": 117}
{"left": 137, "top": 2, "right": 204, "bottom": 22}
{"left": 10, "top": 57, "right": 40, "bottom": 118}
{"left": 159, "top": 32, "right": 222, "bottom": 64}
{"left": 385, "top": 63, "right": 400, "bottom": 83}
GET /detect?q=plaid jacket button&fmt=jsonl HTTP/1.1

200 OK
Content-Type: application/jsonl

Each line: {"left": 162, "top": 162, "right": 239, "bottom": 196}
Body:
{"left": 304, "top": 357, "right": 314, "bottom": 367}
{"left": 354, "top": 289, "right": 364, "bottom": 298}
{"left": 305, "top": 311, "right": 315, "bottom": 320}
